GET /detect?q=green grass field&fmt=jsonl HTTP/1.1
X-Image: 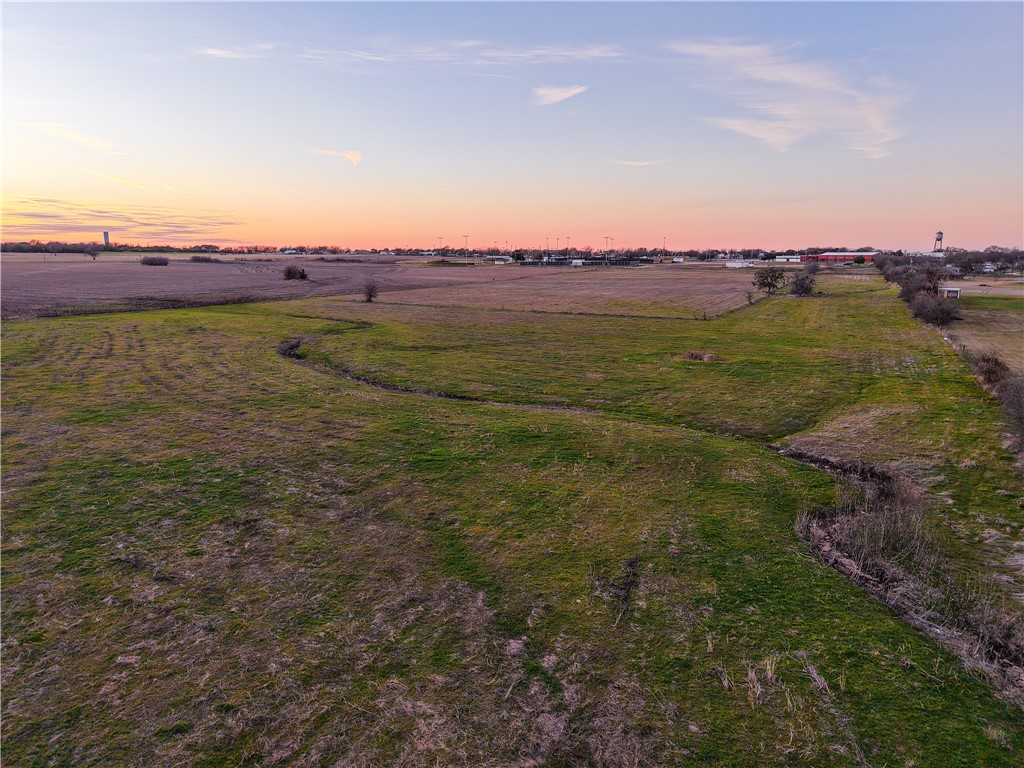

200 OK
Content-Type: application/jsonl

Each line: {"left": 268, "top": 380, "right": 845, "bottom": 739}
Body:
{"left": 3, "top": 273, "right": 1022, "bottom": 766}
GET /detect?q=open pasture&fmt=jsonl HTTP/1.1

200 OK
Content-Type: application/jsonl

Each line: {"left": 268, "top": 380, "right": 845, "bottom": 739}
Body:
{"left": 2, "top": 272, "right": 1023, "bottom": 766}
{"left": 378, "top": 264, "right": 756, "bottom": 317}
{"left": 0, "top": 259, "right": 526, "bottom": 320}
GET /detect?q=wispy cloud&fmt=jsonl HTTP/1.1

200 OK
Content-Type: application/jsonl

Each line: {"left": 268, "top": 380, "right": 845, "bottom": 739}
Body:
{"left": 23, "top": 122, "right": 118, "bottom": 152}
{"left": 2, "top": 197, "right": 241, "bottom": 241}
{"left": 197, "top": 42, "right": 277, "bottom": 60}
{"left": 670, "top": 40, "right": 907, "bottom": 158}
{"left": 476, "top": 45, "right": 620, "bottom": 65}
{"left": 614, "top": 159, "right": 669, "bottom": 167}
{"left": 533, "top": 85, "right": 587, "bottom": 107}
{"left": 85, "top": 169, "right": 152, "bottom": 192}
{"left": 299, "top": 41, "right": 621, "bottom": 69}
{"left": 310, "top": 148, "right": 363, "bottom": 166}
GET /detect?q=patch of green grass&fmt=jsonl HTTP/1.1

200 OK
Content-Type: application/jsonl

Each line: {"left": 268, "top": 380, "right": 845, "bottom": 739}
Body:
{"left": 155, "top": 721, "right": 194, "bottom": 739}
{"left": 958, "top": 295, "right": 1024, "bottom": 312}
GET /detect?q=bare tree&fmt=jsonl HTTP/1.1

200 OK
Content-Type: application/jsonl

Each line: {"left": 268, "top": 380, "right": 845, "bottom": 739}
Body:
{"left": 753, "top": 267, "right": 786, "bottom": 294}
{"left": 362, "top": 279, "right": 380, "bottom": 303}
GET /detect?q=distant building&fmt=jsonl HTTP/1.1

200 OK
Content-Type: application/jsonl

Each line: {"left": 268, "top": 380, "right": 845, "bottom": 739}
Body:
{"left": 803, "top": 251, "right": 878, "bottom": 263}
{"left": 103, "top": 231, "right": 110, "bottom": 247}
{"left": 938, "top": 286, "right": 961, "bottom": 299}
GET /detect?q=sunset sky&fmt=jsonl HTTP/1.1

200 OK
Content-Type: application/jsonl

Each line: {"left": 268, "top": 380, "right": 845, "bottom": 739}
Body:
{"left": 3, "top": 2, "right": 1022, "bottom": 251}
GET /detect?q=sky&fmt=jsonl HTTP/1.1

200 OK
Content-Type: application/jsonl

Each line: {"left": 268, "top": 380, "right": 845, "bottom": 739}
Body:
{"left": 3, "top": 2, "right": 1022, "bottom": 251}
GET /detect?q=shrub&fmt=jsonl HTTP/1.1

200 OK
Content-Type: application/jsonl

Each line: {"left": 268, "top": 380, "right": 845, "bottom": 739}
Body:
{"left": 277, "top": 338, "right": 303, "bottom": 358}
{"left": 790, "top": 272, "right": 816, "bottom": 296}
{"left": 964, "top": 351, "right": 1011, "bottom": 388}
{"left": 283, "top": 265, "right": 308, "bottom": 280}
{"left": 362, "top": 279, "right": 380, "bottom": 303}
{"left": 853, "top": 255, "right": 866, "bottom": 264}
{"left": 908, "top": 294, "right": 961, "bottom": 327}
{"left": 190, "top": 254, "right": 219, "bottom": 263}
{"left": 140, "top": 255, "right": 169, "bottom": 266}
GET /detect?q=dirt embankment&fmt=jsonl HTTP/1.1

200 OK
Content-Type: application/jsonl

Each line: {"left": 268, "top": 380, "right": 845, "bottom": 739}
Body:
{"left": 778, "top": 448, "right": 1024, "bottom": 707}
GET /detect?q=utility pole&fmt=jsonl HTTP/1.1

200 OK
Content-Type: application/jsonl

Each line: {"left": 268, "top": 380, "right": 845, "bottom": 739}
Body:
{"left": 437, "top": 236, "right": 443, "bottom": 251}
{"left": 566, "top": 236, "right": 571, "bottom": 256}
{"left": 463, "top": 234, "right": 469, "bottom": 251}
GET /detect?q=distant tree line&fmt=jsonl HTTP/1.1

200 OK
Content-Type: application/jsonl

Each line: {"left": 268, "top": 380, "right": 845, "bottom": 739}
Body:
{"left": 4, "top": 239, "right": 1021, "bottom": 269}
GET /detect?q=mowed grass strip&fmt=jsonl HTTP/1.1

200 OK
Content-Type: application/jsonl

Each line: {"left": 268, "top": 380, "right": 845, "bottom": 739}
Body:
{"left": 2, "top": 278, "right": 1022, "bottom": 766}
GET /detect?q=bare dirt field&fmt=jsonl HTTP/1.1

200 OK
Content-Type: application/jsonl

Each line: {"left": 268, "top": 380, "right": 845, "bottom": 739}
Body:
{"left": 374, "top": 264, "right": 757, "bottom": 317}
{"left": 0, "top": 251, "right": 426, "bottom": 264}
{"left": 1, "top": 259, "right": 764, "bottom": 320}
{"left": 935, "top": 279, "right": 1024, "bottom": 373}
{"left": 948, "top": 277, "right": 1024, "bottom": 298}
{"left": 947, "top": 306, "right": 1024, "bottom": 373}
{"left": 0, "top": 259, "right": 529, "bottom": 319}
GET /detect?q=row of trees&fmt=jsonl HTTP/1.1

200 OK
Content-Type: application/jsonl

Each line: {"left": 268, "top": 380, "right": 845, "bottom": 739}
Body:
{"left": 875, "top": 254, "right": 961, "bottom": 327}
{"left": 4, "top": 240, "right": 1021, "bottom": 266}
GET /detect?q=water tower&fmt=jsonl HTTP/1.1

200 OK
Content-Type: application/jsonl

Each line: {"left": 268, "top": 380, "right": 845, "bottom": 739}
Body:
{"left": 933, "top": 231, "right": 943, "bottom": 252}
{"left": 103, "top": 231, "right": 110, "bottom": 247}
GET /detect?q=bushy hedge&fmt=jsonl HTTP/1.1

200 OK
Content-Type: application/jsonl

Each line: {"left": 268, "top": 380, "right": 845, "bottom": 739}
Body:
{"left": 908, "top": 293, "right": 960, "bottom": 327}
{"left": 140, "top": 255, "right": 169, "bottom": 266}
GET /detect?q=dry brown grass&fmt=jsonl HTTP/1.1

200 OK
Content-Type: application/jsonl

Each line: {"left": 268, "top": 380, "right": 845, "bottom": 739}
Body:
{"left": 378, "top": 265, "right": 756, "bottom": 317}
{"left": 947, "top": 308, "right": 1024, "bottom": 374}
{"left": 796, "top": 471, "right": 1024, "bottom": 705}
